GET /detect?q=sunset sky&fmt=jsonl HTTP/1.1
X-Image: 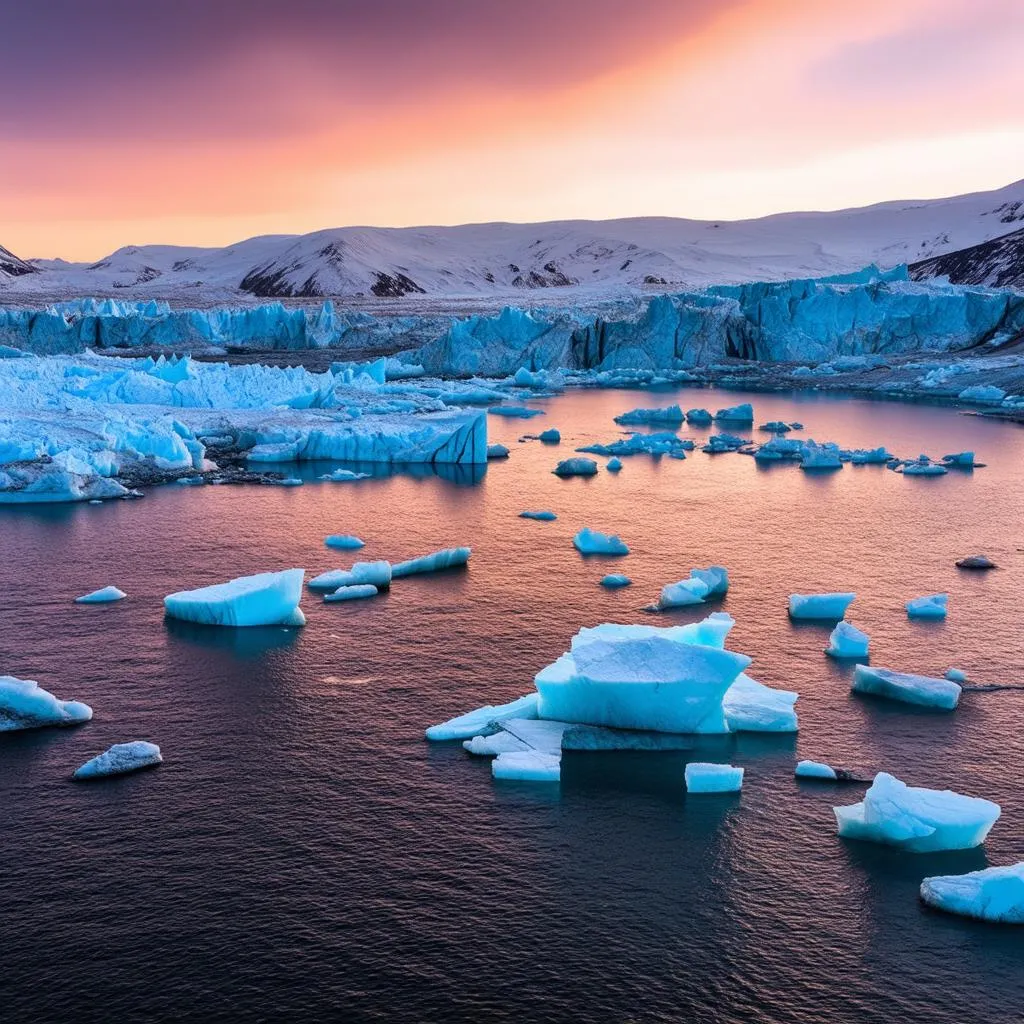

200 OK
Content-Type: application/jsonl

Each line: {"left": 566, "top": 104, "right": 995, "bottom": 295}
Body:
{"left": 5, "top": 0, "right": 1023, "bottom": 260}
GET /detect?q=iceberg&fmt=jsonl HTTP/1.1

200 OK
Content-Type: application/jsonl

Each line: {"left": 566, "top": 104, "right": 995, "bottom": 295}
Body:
{"left": 702, "top": 432, "right": 750, "bottom": 453}
{"left": 75, "top": 585, "right": 127, "bottom": 604}
{"left": 310, "top": 560, "right": 393, "bottom": 590}
{"left": 788, "top": 592, "right": 855, "bottom": 620}
{"left": 956, "top": 555, "right": 997, "bottom": 570}
{"left": 826, "top": 621, "right": 869, "bottom": 659}
{"left": 920, "top": 863, "right": 1024, "bottom": 924}
{"left": 73, "top": 741, "right": 163, "bottom": 780}
{"left": 319, "top": 469, "right": 372, "bottom": 482}
{"left": 686, "top": 408, "right": 712, "bottom": 425}
{"left": 425, "top": 693, "right": 540, "bottom": 741}
{"left": 714, "top": 403, "right": 754, "bottom": 423}
{"left": 324, "top": 534, "right": 365, "bottom": 550}
{"left": 834, "top": 772, "right": 1000, "bottom": 852}
{"left": 392, "top": 547, "right": 470, "bottom": 577}
{"left": 606, "top": 457, "right": 623, "bottom": 472}
{"left": 492, "top": 750, "right": 561, "bottom": 782}
{"left": 690, "top": 566, "right": 729, "bottom": 597}
{"left": 906, "top": 594, "right": 948, "bottom": 619}
{"left": 486, "top": 443, "right": 510, "bottom": 459}
{"left": 538, "top": 428, "right": 561, "bottom": 444}
{"left": 553, "top": 457, "right": 598, "bottom": 477}
{"left": 614, "top": 405, "right": 684, "bottom": 426}
{"left": 0, "top": 675, "right": 93, "bottom": 731}
{"left": 852, "top": 665, "right": 961, "bottom": 709}
{"left": 958, "top": 385, "right": 1006, "bottom": 404}
{"left": 685, "top": 762, "right": 744, "bottom": 793}
{"left": 657, "top": 577, "right": 711, "bottom": 609}
{"left": 800, "top": 442, "right": 843, "bottom": 471}
{"left": 600, "top": 574, "right": 632, "bottom": 589}
{"left": 796, "top": 760, "right": 838, "bottom": 780}
{"left": 324, "top": 584, "right": 379, "bottom": 602}
{"left": 723, "top": 673, "right": 798, "bottom": 732}
{"left": 164, "top": 569, "right": 306, "bottom": 627}
{"left": 942, "top": 451, "right": 977, "bottom": 467}
{"left": 945, "top": 668, "right": 968, "bottom": 683}
{"left": 519, "top": 510, "right": 557, "bottom": 521}
{"left": 573, "top": 528, "right": 629, "bottom": 556}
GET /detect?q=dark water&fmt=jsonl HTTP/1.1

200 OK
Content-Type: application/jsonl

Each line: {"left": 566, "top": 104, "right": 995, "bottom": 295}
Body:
{"left": 2, "top": 387, "right": 1023, "bottom": 1023}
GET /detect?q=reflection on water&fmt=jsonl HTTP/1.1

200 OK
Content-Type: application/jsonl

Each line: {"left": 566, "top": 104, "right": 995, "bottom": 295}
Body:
{"left": 2, "top": 385, "right": 1024, "bottom": 1023}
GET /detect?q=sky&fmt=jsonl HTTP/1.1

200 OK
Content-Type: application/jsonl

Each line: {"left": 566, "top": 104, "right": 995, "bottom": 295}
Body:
{"left": 4, "top": 0, "right": 1023, "bottom": 260}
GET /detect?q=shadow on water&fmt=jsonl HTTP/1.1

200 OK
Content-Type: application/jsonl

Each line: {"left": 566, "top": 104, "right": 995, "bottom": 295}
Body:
{"left": 163, "top": 616, "right": 303, "bottom": 658}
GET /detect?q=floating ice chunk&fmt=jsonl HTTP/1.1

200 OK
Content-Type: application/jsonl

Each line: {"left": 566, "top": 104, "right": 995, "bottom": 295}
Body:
{"left": 788, "top": 593, "right": 855, "bottom": 620}
{"left": 614, "top": 405, "right": 684, "bottom": 426}
{"left": 903, "top": 462, "right": 947, "bottom": 476}
{"left": 573, "top": 528, "right": 629, "bottom": 556}
{"left": 489, "top": 406, "right": 544, "bottom": 418}
{"left": 956, "top": 555, "right": 996, "bottom": 569}
{"left": 606, "top": 457, "right": 623, "bottom": 472}
{"left": 686, "top": 762, "right": 743, "bottom": 793}
{"left": 392, "top": 547, "right": 470, "bottom": 577}
{"left": 920, "top": 863, "right": 1024, "bottom": 923}
{"left": 492, "top": 750, "right": 561, "bottom": 782}
{"left": 945, "top": 668, "right": 967, "bottom": 683}
{"left": 848, "top": 447, "right": 894, "bottom": 464}
{"left": 796, "top": 760, "right": 838, "bottom": 780}
{"left": 852, "top": 665, "right": 960, "bottom": 709}
{"left": 834, "top": 772, "right": 1000, "bottom": 851}
{"left": 310, "top": 560, "right": 392, "bottom": 590}
{"left": 425, "top": 692, "right": 540, "bottom": 741}
{"left": 958, "top": 385, "right": 1006, "bottom": 404}
{"left": 553, "top": 457, "right": 598, "bottom": 477}
{"left": 600, "top": 574, "right": 632, "bottom": 589}
{"left": 75, "top": 586, "right": 127, "bottom": 604}
{"left": 826, "top": 621, "right": 869, "bottom": 659}
{"left": 714, "top": 404, "right": 754, "bottom": 423}
{"left": 657, "top": 577, "right": 710, "bottom": 608}
{"left": 579, "top": 432, "right": 692, "bottom": 458}
{"left": 464, "top": 718, "right": 570, "bottom": 756}
{"left": 538, "top": 428, "right": 561, "bottom": 444}
{"left": 324, "top": 584, "right": 379, "bottom": 602}
{"left": 164, "top": 569, "right": 306, "bottom": 627}
{"left": 942, "top": 451, "right": 977, "bottom": 467}
{"left": 319, "top": 468, "right": 371, "bottom": 482}
{"left": 74, "top": 741, "right": 163, "bottom": 780}
{"left": 486, "top": 443, "right": 510, "bottom": 459}
{"left": 519, "top": 510, "right": 557, "bottom": 521}
{"left": 690, "top": 566, "right": 729, "bottom": 597}
{"left": 324, "top": 535, "right": 365, "bottom": 550}
{"left": 703, "top": 433, "right": 749, "bottom": 453}
{"left": 277, "top": 477, "right": 303, "bottom": 487}
{"left": 800, "top": 442, "right": 843, "bottom": 471}
{"left": 686, "top": 408, "right": 712, "bottom": 425}
{"left": 759, "top": 421, "right": 792, "bottom": 433}
{"left": 0, "top": 675, "right": 93, "bottom": 731}
{"left": 534, "top": 623, "right": 751, "bottom": 733}
{"left": 906, "top": 594, "right": 948, "bottom": 619}
{"left": 723, "top": 673, "right": 798, "bottom": 732}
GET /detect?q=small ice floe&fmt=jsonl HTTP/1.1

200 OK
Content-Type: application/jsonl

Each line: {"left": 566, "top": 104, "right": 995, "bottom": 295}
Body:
{"left": 73, "top": 741, "right": 163, "bottom": 780}
{"left": 580, "top": 433, "right": 692, "bottom": 458}
{"left": 606, "top": 456, "right": 623, "bottom": 472}
{"left": 573, "top": 528, "right": 629, "bottom": 556}
{"left": 75, "top": 586, "right": 127, "bottom": 604}
{"left": 492, "top": 750, "right": 561, "bottom": 782}
{"left": 538, "top": 428, "right": 561, "bottom": 444}
{"left": 800, "top": 442, "right": 843, "bottom": 471}
{"left": 657, "top": 577, "right": 711, "bottom": 609}
{"left": 425, "top": 693, "right": 540, "bottom": 741}
{"left": 319, "top": 468, "right": 371, "bottom": 482}
{"left": 848, "top": 447, "right": 894, "bottom": 464}
{"left": 277, "top": 477, "right": 303, "bottom": 487}
{"left": 486, "top": 443, "right": 510, "bottom": 459}
{"left": 942, "top": 451, "right": 978, "bottom": 468}
{"left": 324, "top": 584, "right": 379, "bottom": 602}
{"left": 852, "top": 665, "right": 961, "bottom": 709}
{"left": 600, "top": 574, "right": 632, "bottom": 589}
{"left": 614, "top": 405, "right": 685, "bottom": 426}
{"left": 946, "top": 668, "right": 968, "bottom": 683}
{"left": 834, "top": 772, "right": 1000, "bottom": 852}
{"left": 553, "top": 457, "right": 598, "bottom": 477}
{"left": 825, "top": 621, "right": 869, "bottom": 659}
{"left": 788, "top": 593, "right": 855, "bottom": 621}
{"left": 685, "top": 762, "right": 743, "bottom": 793}
{"left": 489, "top": 406, "right": 544, "bottom": 418}
{"left": 164, "top": 569, "right": 306, "bottom": 627}
{"left": 703, "top": 433, "right": 749, "bottom": 453}
{"left": 956, "top": 555, "right": 997, "bottom": 570}
{"left": 906, "top": 594, "right": 948, "bottom": 619}
{"left": 519, "top": 510, "right": 557, "bottom": 521}
{"left": 902, "top": 457, "right": 947, "bottom": 476}
{"left": 392, "top": 547, "right": 470, "bottom": 577}
{"left": 0, "top": 675, "right": 93, "bottom": 731}
{"left": 796, "top": 760, "right": 837, "bottom": 780}
{"left": 713, "top": 404, "right": 754, "bottom": 423}
{"left": 324, "top": 535, "right": 365, "bottom": 550}
{"left": 920, "top": 863, "right": 1024, "bottom": 923}
{"left": 310, "top": 560, "right": 392, "bottom": 590}
{"left": 958, "top": 384, "right": 1005, "bottom": 404}
{"left": 686, "top": 408, "right": 712, "bottom": 425}
{"left": 759, "top": 421, "right": 793, "bottom": 433}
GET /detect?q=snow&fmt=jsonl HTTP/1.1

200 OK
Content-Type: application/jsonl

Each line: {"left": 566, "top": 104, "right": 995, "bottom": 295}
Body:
{"left": 519, "top": 510, "right": 557, "bottom": 521}
{"left": 685, "top": 763, "right": 744, "bottom": 793}
{"left": 796, "top": 760, "right": 838, "bottom": 780}
{"left": 920, "top": 863, "right": 1024, "bottom": 924}
{"left": 573, "top": 528, "right": 629, "bottom": 556}
{"left": 73, "top": 741, "right": 163, "bottom": 780}
{"left": 425, "top": 693, "right": 540, "bottom": 741}
{"left": 600, "top": 574, "right": 632, "bottom": 589}
{"left": 834, "top": 772, "right": 1000, "bottom": 852}
{"left": 492, "top": 751, "right": 561, "bottom": 782}
{"left": 310, "top": 560, "right": 393, "bottom": 590}
{"left": 164, "top": 568, "right": 306, "bottom": 627}
{"left": 614, "top": 405, "right": 684, "bottom": 426}
{"left": 75, "top": 585, "right": 126, "bottom": 604}
{"left": 906, "top": 594, "right": 948, "bottom": 619}
{"left": 788, "top": 593, "right": 856, "bottom": 620}
{"left": 324, "top": 584, "right": 379, "bottom": 602}
{"left": 553, "top": 457, "right": 598, "bottom": 477}
{"left": 826, "top": 621, "right": 870, "bottom": 659}
{"left": 852, "top": 665, "right": 961, "bottom": 709}
{"left": 324, "top": 535, "right": 365, "bottom": 550}
{"left": 392, "top": 547, "right": 470, "bottom": 577}
{"left": 606, "top": 457, "right": 623, "bottom": 472}
{"left": 0, "top": 675, "right": 93, "bottom": 731}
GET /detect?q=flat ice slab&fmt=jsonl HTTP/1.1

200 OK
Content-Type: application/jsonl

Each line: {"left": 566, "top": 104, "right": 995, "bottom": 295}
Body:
{"left": 906, "top": 594, "right": 948, "bottom": 619}
{"left": 324, "top": 535, "right": 365, "bottom": 550}
{"left": 164, "top": 569, "right": 306, "bottom": 627}
{"left": 789, "top": 592, "right": 855, "bottom": 620}
{"left": 573, "top": 528, "right": 629, "bottom": 556}
{"left": 74, "top": 741, "right": 163, "bottom": 780}
{"left": 796, "top": 760, "right": 838, "bottom": 780}
{"left": 0, "top": 675, "right": 93, "bottom": 731}
{"left": 686, "top": 762, "right": 743, "bottom": 793}
{"left": 920, "top": 863, "right": 1024, "bottom": 923}
{"left": 519, "top": 510, "right": 557, "bottom": 521}
{"left": 392, "top": 547, "right": 470, "bottom": 577}
{"left": 834, "top": 772, "right": 1000, "bottom": 852}
{"left": 852, "top": 664, "right": 961, "bottom": 709}
{"left": 826, "top": 621, "right": 869, "bottom": 659}
{"left": 492, "top": 751, "right": 561, "bottom": 782}
{"left": 324, "top": 584, "right": 379, "bottom": 602}
{"left": 425, "top": 693, "right": 540, "bottom": 741}
{"left": 75, "top": 586, "right": 126, "bottom": 604}
{"left": 600, "top": 574, "right": 632, "bottom": 589}
{"left": 310, "top": 560, "right": 392, "bottom": 590}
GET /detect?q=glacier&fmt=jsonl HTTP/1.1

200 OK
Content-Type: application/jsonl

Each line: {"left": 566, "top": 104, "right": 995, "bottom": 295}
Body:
{"left": 164, "top": 569, "right": 306, "bottom": 627}
{"left": 74, "top": 741, "right": 163, "bottom": 780}
{"left": 920, "top": 863, "right": 1024, "bottom": 924}
{"left": 0, "top": 675, "right": 93, "bottom": 731}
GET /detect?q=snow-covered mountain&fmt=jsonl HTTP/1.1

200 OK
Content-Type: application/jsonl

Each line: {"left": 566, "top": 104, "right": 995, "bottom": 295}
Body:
{"left": 6, "top": 179, "right": 1024, "bottom": 300}
{"left": 910, "top": 226, "right": 1024, "bottom": 290}
{"left": 0, "top": 244, "right": 37, "bottom": 279}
